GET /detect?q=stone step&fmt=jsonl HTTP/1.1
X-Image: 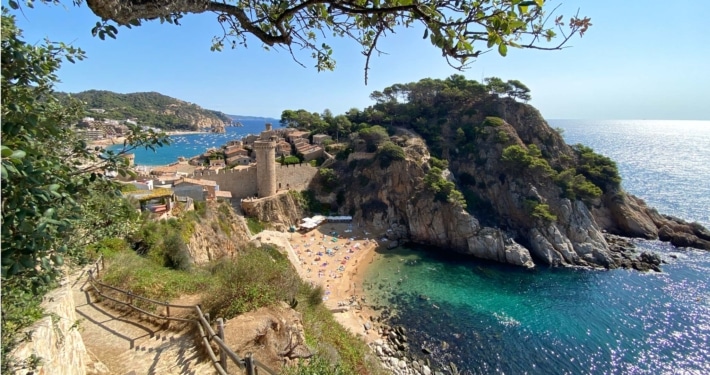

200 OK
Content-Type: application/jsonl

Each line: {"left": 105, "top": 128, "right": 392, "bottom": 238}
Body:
{"left": 71, "top": 267, "right": 216, "bottom": 375}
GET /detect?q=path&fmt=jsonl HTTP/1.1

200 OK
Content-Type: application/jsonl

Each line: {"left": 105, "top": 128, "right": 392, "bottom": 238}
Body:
{"left": 70, "top": 267, "right": 216, "bottom": 375}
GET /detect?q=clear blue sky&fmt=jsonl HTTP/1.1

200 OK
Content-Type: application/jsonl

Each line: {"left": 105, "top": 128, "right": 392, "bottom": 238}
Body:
{"left": 9, "top": 1, "right": 710, "bottom": 120}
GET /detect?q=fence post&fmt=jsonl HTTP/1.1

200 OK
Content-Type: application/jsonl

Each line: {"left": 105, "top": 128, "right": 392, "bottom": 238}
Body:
{"left": 245, "top": 353, "right": 255, "bottom": 375}
{"left": 165, "top": 302, "right": 171, "bottom": 329}
{"left": 101, "top": 256, "right": 105, "bottom": 271}
{"left": 96, "top": 261, "right": 100, "bottom": 278}
{"left": 127, "top": 291, "right": 133, "bottom": 306}
{"left": 217, "top": 318, "right": 227, "bottom": 371}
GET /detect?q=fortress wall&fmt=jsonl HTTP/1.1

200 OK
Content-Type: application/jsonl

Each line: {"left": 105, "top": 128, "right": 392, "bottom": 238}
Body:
{"left": 276, "top": 163, "right": 319, "bottom": 191}
{"left": 191, "top": 167, "right": 258, "bottom": 199}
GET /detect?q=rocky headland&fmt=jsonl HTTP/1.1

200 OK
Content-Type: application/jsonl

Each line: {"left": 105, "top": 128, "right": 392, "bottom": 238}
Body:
{"left": 293, "top": 82, "right": 710, "bottom": 272}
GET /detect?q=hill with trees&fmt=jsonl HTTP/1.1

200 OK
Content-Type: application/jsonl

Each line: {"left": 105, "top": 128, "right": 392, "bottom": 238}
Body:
{"left": 60, "top": 90, "right": 232, "bottom": 130}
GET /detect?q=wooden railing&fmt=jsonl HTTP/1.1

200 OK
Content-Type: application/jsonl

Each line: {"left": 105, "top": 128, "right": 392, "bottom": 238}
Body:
{"left": 85, "top": 255, "right": 277, "bottom": 375}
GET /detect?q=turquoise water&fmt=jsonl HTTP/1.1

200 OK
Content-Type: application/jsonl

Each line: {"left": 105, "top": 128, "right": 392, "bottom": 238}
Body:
{"left": 107, "top": 119, "right": 279, "bottom": 166}
{"left": 364, "top": 120, "right": 710, "bottom": 374}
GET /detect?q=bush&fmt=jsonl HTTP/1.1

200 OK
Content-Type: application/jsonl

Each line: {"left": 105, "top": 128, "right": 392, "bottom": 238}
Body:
{"left": 524, "top": 199, "right": 557, "bottom": 222}
{"left": 482, "top": 116, "right": 506, "bottom": 127}
{"left": 502, "top": 144, "right": 555, "bottom": 176}
{"left": 556, "top": 168, "right": 602, "bottom": 202}
{"left": 280, "top": 155, "right": 301, "bottom": 165}
{"left": 428, "top": 156, "right": 449, "bottom": 169}
{"left": 424, "top": 167, "right": 467, "bottom": 208}
{"left": 201, "top": 245, "right": 300, "bottom": 319}
{"left": 319, "top": 168, "right": 339, "bottom": 192}
{"left": 573, "top": 144, "right": 621, "bottom": 191}
{"left": 377, "top": 141, "right": 405, "bottom": 168}
{"left": 246, "top": 217, "right": 265, "bottom": 234}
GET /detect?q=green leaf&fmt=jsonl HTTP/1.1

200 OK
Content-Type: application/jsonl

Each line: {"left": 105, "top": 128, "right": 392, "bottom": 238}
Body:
{"left": 498, "top": 43, "right": 508, "bottom": 56}
{"left": 1, "top": 146, "right": 12, "bottom": 157}
{"left": 51, "top": 254, "right": 64, "bottom": 266}
{"left": 10, "top": 150, "right": 26, "bottom": 159}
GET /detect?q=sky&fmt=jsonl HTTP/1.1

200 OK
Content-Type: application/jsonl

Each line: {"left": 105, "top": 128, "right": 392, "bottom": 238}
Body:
{"left": 8, "top": 0, "right": 710, "bottom": 120}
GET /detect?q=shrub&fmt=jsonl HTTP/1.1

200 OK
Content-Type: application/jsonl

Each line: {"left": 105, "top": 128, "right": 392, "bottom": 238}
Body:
{"left": 573, "top": 144, "right": 621, "bottom": 191}
{"left": 246, "top": 217, "right": 265, "bottom": 234}
{"left": 428, "top": 156, "right": 449, "bottom": 169}
{"left": 482, "top": 116, "right": 506, "bottom": 127}
{"left": 162, "top": 232, "right": 192, "bottom": 271}
{"left": 556, "top": 168, "right": 602, "bottom": 202}
{"left": 524, "top": 199, "right": 557, "bottom": 222}
{"left": 319, "top": 168, "right": 339, "bottom": 192}
{"left": 424, "top": 167, "right": 467, "bottom": 208}
{"left": 377, "top": 141, "right": 405, "bottom": 168}
{"left": 280, "top": 155, "right": 301, "bottom": 165}
{"left": 502, "top": 144, "right": 555, "bottom": 176}
{"left": 202, "top": 245, "right": 300, "bottom": 319}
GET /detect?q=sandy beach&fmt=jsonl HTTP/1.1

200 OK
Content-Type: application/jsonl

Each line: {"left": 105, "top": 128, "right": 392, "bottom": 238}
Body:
{"left": 255, "top": 223, "right": 385, "bottom": 342}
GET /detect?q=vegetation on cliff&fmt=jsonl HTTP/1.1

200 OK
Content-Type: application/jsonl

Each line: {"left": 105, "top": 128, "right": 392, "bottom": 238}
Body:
{"left": 59, "top": 90, "right": 232, "bottom": 130}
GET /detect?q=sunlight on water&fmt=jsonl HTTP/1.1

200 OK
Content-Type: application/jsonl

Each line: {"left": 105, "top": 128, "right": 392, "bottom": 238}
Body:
{"left": 364, "top": 120, "right": 710, "bottom": 374}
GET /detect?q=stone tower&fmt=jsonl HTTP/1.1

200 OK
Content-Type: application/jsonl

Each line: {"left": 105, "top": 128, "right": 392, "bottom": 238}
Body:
{"left": 253, "top": 123, "right": 277, "bottom": 197}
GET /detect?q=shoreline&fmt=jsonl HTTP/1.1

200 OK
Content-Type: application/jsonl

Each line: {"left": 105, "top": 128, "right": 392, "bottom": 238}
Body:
{"left": 88, "top": 130, "right": 209, "bottom": 147}
{"left": 255, "top": 223, "right": 385, "bottom": 343}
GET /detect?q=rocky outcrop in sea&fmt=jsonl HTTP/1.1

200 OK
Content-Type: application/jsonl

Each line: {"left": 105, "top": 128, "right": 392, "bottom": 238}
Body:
{"left": 320, "top": 98, "right": 709, "bottom": 271}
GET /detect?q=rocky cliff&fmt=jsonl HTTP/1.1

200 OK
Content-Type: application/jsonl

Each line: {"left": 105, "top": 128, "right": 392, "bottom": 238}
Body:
{"left": 321, "top": 97, "right": 708, "bottom": 270}
{"left": 241, "top": 192, "right": 307, "bottom": 232}
{"left": 185, "top": 202, "right": 251, "bottom": 264}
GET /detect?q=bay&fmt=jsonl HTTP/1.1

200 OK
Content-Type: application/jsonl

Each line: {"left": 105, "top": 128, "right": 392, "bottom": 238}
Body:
{"left": 364, "top": 120, "right": 710, "bottom": 374}
{"left": 107, "top": 119, "right": 279, "bottom": 166}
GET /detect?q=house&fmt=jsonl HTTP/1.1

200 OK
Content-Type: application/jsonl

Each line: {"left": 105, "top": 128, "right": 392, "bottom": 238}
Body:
{"left": 173, "top": 177, "right": 218, "bottom": 201}
{"left": 226, "top": 155, "right": 251, "bottom": 166}
{"left": 224, "top": 145, "right": 249, "bottom": 158}
{"left": 286, "top": 131, "right": 310, "bottom": 143}
{"left": 209, "top": 158, "right": 225, "bottom": 168}
{"left": 276, "top": 141, "right": 292, "bottom": 157}
{"left": 312, "top": 134, "right": 332, "bottom": 145}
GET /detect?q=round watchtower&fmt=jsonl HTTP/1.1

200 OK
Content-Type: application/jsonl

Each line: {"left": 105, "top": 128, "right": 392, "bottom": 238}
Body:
{"left": 254, "top": 123, "right": 277, "bottom": 197}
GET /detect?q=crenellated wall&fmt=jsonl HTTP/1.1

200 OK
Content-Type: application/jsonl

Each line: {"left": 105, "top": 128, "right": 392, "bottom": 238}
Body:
{"left": 192, "top": 167, "right": 258, "bottom": 199}
{"left": 10, "top": 283, "right": 89, "bottom": 375}
{"left": 190, "top": 163, "right": 318, "bottom": 200}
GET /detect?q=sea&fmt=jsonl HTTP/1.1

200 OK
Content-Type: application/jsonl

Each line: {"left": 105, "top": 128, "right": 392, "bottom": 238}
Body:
{"left": 122, "top": 119, "right": 710, "bottom": 374}
{"left": 364, "top": 120, "right": 710, "bottom": 374}
{"left": 107, "top": 119, "right": 280, "bottom": 167}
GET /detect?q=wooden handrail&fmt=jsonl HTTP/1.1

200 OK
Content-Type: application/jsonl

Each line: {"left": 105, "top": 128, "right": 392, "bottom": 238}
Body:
{"left": 85, "top": 254, "right": 279, "bottom": 375}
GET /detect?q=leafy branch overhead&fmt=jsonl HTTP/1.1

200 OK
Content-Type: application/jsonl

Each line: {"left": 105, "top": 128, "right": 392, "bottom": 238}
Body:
{"left": 79, "top": 0, "right": 591, "bottom": 82}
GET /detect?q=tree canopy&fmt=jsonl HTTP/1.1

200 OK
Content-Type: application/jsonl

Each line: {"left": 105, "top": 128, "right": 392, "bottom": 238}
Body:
{"left": 72, "top": 0, "right": 591, "bottom": 82}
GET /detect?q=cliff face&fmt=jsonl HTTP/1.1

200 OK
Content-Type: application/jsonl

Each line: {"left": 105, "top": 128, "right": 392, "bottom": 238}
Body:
{"left": 334, "top": 97, "right": 708, "bottom": 269}
{"left": 341, "top": 136, "right": 535, "bottom": 268}
{"left": 241, "top": 192, "right": 306, "bottom": 231}
{"left": 185, "top": 202, "right": 251, "bottom": 264}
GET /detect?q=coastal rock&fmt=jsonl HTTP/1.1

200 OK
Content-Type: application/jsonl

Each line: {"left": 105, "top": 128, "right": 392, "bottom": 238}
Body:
{"left": 241, "top": 191, "right": 305, "bottom": 231}
{"left": 222, "top": 302, "right": 312, "bottom": 371}
{"left": 185, "top": 201, "right": 250, "bottom": 264}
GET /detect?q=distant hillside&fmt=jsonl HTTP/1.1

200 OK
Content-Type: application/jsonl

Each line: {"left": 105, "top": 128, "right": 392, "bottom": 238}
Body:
{"left": 62, "top": 90, "right": 232, "bottom": 131}
{"left": 227, "top": 114, "right": 280, "bottom": 123}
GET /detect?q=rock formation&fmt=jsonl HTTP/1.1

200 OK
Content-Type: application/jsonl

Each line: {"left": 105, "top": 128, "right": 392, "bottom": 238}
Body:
{"left": 185, "top": 202, "right": 251, "bottom": 264}
{"left": 319, "top": 97, "right": 708, "bottom": 270}
{"left": 221, "top": 302, "right": 312, "bottom": 371}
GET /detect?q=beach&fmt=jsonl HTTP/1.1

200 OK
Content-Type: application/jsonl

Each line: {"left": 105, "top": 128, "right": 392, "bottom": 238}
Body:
{"left": 255, "top": 223, "right": 385, "bottom": 342}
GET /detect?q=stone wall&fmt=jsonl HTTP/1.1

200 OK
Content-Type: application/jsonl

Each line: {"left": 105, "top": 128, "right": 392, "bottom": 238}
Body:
{"left": 275, "top": 163, "right": 318, "bottom": 192}
{"left": 10, "top": 283, "right": 88, "bottom": 375}
{"left": 189, "top": 163, "right": 317, "bottom": 200}
{"left": 192, "top": 167, "right": 258, "bottom": 199}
